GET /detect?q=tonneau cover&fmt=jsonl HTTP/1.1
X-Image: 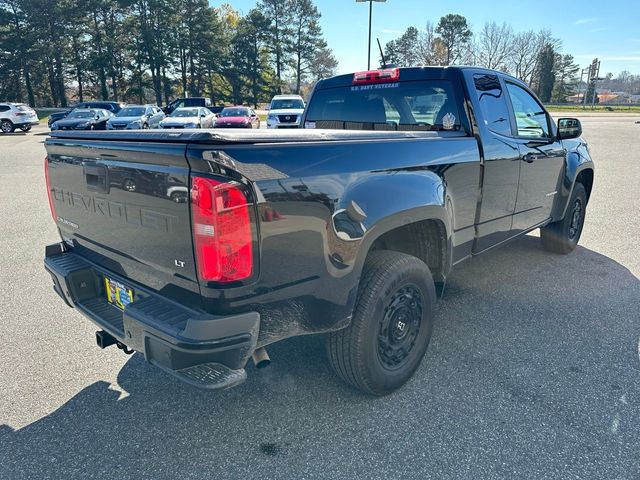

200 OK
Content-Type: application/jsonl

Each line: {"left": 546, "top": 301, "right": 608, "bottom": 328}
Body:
{"left": 49, "top": 128, "right": 463, "bottom": 144}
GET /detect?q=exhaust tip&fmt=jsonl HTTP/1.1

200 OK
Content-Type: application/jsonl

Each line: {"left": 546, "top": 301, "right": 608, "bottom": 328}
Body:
{"left": 251, "top": 347, "right": 271, "bottom": 369}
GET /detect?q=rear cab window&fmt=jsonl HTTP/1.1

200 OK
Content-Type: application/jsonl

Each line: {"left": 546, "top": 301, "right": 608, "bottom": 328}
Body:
{"left": 305, "top": 79, "right": 461, "bottom": 132}
{"left": 472, "top": 74, "right": 512, "bottom": 137}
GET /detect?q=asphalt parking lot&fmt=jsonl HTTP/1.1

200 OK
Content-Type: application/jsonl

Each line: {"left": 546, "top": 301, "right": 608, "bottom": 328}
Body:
{"left": 1, "top": 118, "right": 639, "bottom": 479}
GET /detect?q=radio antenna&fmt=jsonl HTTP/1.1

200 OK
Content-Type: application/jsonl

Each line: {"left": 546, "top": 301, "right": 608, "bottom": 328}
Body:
{"left": 377, "top": 38, "right": 387, "bottom": 68}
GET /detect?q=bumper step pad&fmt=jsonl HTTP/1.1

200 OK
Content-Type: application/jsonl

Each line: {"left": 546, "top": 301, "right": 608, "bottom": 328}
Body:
{"left": 159, "top": 362, "right": 247, "bottom": 390}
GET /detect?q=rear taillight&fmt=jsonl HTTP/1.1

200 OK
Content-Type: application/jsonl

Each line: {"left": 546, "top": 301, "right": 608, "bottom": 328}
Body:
{"left": 191, "top": 176, "right": 253, "bottom": 283}
{"left": 44, "top": 156, "right": 57, "bottom": 222}
{"left": 353, "top": 67, "right": 400, "bottom": 85}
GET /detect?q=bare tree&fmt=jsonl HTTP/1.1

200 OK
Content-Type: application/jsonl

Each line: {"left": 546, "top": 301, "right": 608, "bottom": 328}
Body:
{"left": 509, "top": 29, "right": 560, "bottom": 85}
{"left": 476, "top": 22, "right": 514, "bottom": 71}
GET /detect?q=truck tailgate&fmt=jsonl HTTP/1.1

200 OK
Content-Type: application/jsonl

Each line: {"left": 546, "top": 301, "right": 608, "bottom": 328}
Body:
{"left": 45, "top": 138, "right": 201, "bottom": 306}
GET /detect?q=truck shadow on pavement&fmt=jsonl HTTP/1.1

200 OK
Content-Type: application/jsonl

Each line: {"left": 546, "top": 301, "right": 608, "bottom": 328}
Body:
{"left": 2, "top": 235, "right": 639, "bottom": 479}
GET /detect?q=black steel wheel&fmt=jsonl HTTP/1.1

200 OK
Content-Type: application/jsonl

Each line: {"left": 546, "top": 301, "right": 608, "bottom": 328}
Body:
{"left": 377, "top": 284, "right": 423, "bottom": 370}
{"left": 327, "top": 251, "right": 436, "bottom": 395}
{"left": 541, "top": 182, "right": 587, "bottom": 254}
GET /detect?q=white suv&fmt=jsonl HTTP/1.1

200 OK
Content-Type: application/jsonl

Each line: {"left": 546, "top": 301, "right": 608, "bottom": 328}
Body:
{"left": 0, "top": 103, "right": 39, "bottom": 133}
{"left": 266, "top": 95, "right": 305, "bottom": 129}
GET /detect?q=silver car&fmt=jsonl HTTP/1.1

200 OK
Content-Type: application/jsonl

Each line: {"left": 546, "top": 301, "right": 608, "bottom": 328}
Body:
{"left": 107, "top": 105, "right": 165, "bottom": 130}
{"left": 159, "top": 107, "right": 216, "bottom": 129}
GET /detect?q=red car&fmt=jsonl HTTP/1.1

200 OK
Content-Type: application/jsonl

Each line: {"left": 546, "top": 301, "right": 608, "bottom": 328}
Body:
{"left": 214, "top": 106, "right": 261, "bottom": 128}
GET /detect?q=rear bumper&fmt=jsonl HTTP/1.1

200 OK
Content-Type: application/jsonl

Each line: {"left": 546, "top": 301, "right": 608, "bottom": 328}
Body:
{"left": 44, "top": 243, "right": 259, "bottom": 390}
{"left": 15, "top": 120, "right": 39, "bottom": 127}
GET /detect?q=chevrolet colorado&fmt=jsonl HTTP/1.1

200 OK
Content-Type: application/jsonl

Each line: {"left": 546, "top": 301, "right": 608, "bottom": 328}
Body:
{"left": 43, "top": 67, "right": 594, "bottom": 395}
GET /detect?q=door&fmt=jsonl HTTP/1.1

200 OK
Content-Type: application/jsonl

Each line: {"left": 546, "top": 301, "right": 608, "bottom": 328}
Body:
{"left": 505, "top": 82, "right": 565, "bottom": 231}
{"left": 468, "top": 72, "right": 522, "bottom": 253}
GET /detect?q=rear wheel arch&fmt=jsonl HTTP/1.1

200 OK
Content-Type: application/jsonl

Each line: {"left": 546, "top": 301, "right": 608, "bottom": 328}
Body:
{"left": 364, "top": 217, "right": 450, "bottom": 295}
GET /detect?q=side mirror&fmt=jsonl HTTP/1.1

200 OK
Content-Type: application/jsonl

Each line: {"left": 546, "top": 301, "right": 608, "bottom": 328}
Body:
{"left": 557, "top": 118, "right": 582, "bottom": 140}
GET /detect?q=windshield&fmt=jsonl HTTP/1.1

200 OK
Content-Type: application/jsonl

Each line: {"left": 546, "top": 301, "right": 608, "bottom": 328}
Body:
{"left": 16, "top": 105, "right": 33, "bottom": 112}
{"left": 68, "top": 110, "right": 95, "bottom": 119}
{"left": 220, "top": 108, "right": 249, "bottom": 117}
{"left": 305, "top": 80, "right": 460, "bottom": 131}
{"left": 117, "top": 107, "right": 146, "bottom": 117}
{"left": 271, "top": 99, "right": 304, "bottom": 110}
{"left": 170, "top": 109, "right": 199, "bottom": 117}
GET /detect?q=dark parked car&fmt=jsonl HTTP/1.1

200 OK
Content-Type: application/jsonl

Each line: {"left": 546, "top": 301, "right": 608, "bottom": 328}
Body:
{"left": 50, "top": 108, "right": 112, "bottom": 130}
{"left": 208, "top": 106, "right": 225, "bottom": 117}
{"left": 163, "top": 97, "right": 211, "bottom": 115}
{"left": 44, "top": 66, "right": 594, "bottom": 395}
{"left": 214, "top": 106, "right": 260, "bottom": 128}
{"left": 47, "top": 101, "right": 123, "bottom": 127}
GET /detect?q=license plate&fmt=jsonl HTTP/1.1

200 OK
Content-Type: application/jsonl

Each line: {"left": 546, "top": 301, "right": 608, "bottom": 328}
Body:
{"left": 104, "top": 277, "right": 134, "bottom": 310}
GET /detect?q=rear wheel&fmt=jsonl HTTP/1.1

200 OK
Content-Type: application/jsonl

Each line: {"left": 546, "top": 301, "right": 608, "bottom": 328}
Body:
{"left": 326, "top": 251, "right": 436, "bottom": 395}
{"left": 541, "top": 182, "right": 587, "bottom": 254}
{"left": 20, "top": 125, "right": 32, "bottom": 132}
{"left": 1, "top": 120, "right": 15, "bottom": 133}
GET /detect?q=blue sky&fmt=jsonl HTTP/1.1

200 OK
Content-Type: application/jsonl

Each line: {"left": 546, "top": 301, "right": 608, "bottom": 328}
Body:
{"left": 209, "top": 0, "right": 640, "bottom": 76}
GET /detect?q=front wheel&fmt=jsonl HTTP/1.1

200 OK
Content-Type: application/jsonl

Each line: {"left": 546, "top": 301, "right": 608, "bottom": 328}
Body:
{"left": 326, "top": 251, "right": 436, "bottom": 395}
{"left": 540, "top": 182, "right": 587, "bottom": 254}
{"left": 1, "top": 120, "right": 15, "bottom": 133}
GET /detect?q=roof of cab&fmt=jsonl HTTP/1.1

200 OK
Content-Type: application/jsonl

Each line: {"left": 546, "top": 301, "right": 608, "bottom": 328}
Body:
{"left": 315, "top": 66, "right": 461, "bottom": 90}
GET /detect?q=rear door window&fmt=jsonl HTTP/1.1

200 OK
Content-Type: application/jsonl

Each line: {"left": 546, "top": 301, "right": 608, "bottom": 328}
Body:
{"left": 473, "top": 74, "right": 512, "bottom": 137}
{"left": 305, "top": 80, "right": 460, "bottom": 131}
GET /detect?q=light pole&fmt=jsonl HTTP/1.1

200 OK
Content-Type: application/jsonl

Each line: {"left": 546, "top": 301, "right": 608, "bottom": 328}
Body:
{"left": 356, "top": 0, "right": 387, "bottom": 70}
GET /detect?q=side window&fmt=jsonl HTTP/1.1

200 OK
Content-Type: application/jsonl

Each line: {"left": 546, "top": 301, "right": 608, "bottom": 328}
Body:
{"left": 0, "top": 105, "right": 10, "bottom": 112}
{"left": 505, "top": 82, "right": 550, "bottom": 138}
{"left": 473, "top": 74, "right": 512, "bottom": 136}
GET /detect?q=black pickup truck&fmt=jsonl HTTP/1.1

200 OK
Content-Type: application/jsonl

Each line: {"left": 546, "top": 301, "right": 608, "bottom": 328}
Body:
{"left": 44, "top": 67, "right": 594, "bottom": 395}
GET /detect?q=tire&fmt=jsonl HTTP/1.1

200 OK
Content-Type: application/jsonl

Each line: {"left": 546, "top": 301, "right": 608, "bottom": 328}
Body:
{"left": 1, "top": 120, "right": 15, "bottom": 133}
{"left": 541, "top": 182, "right": 587, "bottom": 254}
{"left": 20, "top": 126, "right": 32, "bottom": 132}
{"left": 326, "top": 251, "right": 436, "bottom": 395}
